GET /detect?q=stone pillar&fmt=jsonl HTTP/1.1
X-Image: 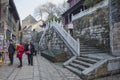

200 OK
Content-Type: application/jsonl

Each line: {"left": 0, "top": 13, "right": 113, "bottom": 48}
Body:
{"left": 109, "top": 0, "right": 120, "bottom": 56}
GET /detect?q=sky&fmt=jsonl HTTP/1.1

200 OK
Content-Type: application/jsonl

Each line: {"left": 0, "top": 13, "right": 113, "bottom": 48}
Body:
{"left": 14, "top": 0, "right": 66, "bottom": 21}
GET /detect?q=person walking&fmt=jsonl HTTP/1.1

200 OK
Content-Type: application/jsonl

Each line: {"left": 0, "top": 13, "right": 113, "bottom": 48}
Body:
{"left": 34, "top": 43, "right": 38, "bottom": 56}
{"left": 8, "top": 39, "right": 15, "bottom": 66}
{"left": 68, "top": 22, "right": 74, "bottom": 36}
{"left": 16, "top": 43, "right": 24, "bottom": 68}
{"left": 25, "top": 42, "right": 35, "bottom": 66}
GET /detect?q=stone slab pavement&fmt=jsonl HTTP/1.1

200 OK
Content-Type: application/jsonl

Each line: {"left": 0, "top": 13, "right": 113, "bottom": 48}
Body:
{"left": 0, "top": 54, "right": 80, "bottom": 80}
{"left": 0, "top": 54, "right": 120, "bottom": 80}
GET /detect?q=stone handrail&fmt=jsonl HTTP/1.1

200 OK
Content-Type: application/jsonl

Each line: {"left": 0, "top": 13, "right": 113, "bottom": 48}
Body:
{"left": 72, "top": 0, "right": 109, "bottom": 21}
{"left": 50, "top": 21, "right": 80, "bottom": 56}
{"left": 39, "top": 24, "right": 49, "bottom": 45}
{"left": 82, "top": 57, "right": 120, "bottom": 77}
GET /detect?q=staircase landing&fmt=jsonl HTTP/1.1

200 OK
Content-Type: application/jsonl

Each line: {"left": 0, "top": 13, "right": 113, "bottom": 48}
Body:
{"left": 65, "top": 52, "right": 120, "bottom": 80}
{"left": 82, "top": 53, "right": 114, "bottom": 60}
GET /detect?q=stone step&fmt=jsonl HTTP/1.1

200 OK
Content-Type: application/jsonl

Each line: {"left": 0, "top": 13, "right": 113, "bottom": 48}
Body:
{"left": 81, "top": 55, "right": 101, "bottom": 61}
{"left": 80, "top": 51, "right": 104, "bottom": 53}
{"left": 69, "top": 63, "right": 87, "bottom": 71}
{"left": 65, "top": 66, "right": 82, "bottom": 76}
{"left": 79, "top": 44, "right": 86, "bottom": 46}
{"left": 80, "top": 48, "right": 102, "bottom": 52}
{"left": 80, "top": 44, "right": 96, "bottom": 47}
{"left": 73, "top": 60, "right": 92, "bottom": 67}
{"left": 80, "top": 51, "right": 103, "bottom": 54}
{"left": 77, "top": 57, "right": 98, "bottom": 64}
{"left": 80, "top": 46, "right": 98, "bottom": 49}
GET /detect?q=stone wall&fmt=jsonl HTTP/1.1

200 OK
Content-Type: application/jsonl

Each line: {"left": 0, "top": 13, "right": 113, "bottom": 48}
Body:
{"left": 110, "top": 0, "right": 120, "bottom": 24}
{"left": 73, "top": 6, "right": 110, "bottom": 52}
{"left": 112, "top": 23, "right": 120, "bottom": 51}
{"left": 110, "top": 0, "right": 120, "bottom": 56}
{"left": 41, "top": 27, "right": 73, "bottom": 60}
{"left": 86, "top": 57, "right": 120, "bottom": 80}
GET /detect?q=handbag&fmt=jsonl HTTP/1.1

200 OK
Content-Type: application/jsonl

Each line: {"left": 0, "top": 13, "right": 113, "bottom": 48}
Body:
{"left": 26, "top": 50, "right": 31, "bottom": 54}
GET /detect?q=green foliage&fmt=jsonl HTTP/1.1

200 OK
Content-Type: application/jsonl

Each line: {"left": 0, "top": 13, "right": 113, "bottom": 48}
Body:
{"left": 84, "top": 0, "right": 102, "bottom": 8}
{"left": 47, "top": 16, "right": 61, "bottom": 22}
{"left": 84, "top": 0, "right": 94, "bottom": 8}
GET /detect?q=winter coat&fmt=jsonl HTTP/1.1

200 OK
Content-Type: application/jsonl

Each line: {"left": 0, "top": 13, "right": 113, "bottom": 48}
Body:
{"left": 16, "top": 44, "right": 24, "bottom": 58}
{"left": 8, "top": 44, "right": 15, "bottom": 54}
{"left": 25, "top": 43, "right": 35, "bottom": 55}
{"left": 30, "top": 43, "right": 35, "bottom": 54}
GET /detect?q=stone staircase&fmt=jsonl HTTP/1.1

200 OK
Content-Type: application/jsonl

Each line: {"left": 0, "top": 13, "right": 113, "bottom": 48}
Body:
{"left": 80, "top": 43, "right": 105, "bottom": 54}
{"left": 65, "top": 55, "right": 102, "bottom": 79}
{"left": 39, "top": 21, "right": 120, "bottom": 79}
{"left": 64, "top": 42, "right": 108, "bottom": 80}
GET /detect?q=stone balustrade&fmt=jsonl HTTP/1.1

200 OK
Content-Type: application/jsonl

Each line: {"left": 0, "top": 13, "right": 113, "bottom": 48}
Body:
{"left": 72, "top": 0, "right": 109, "bottom": 21}
{"left": 50, "top": 21, "right": 80, "bottom": 56}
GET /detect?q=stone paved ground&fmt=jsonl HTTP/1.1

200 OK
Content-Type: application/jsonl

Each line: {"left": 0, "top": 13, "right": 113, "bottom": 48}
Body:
{"left": 0, "top": 54, "right": 120, "bottom": 80}
{"left": 0, "top": 54, "right": 81, "bottom": 80}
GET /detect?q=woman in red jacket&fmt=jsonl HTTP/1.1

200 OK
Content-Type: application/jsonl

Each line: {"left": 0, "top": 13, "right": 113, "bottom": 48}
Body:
{"left": 16, "top": 42, "right": 24, "bottom": 68}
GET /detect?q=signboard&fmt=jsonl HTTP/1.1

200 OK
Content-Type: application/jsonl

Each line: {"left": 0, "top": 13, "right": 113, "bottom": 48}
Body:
{"left": 4, "top": 22, "right": 8, "bottom": 30}
{"left": 0, "top": 35, "right": 3, "bottom": 40}
{"left": 0, "top": 35, "right": 4, "bottom": 50}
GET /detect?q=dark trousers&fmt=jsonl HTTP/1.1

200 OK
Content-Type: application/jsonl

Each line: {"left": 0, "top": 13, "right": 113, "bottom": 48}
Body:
{"left": 19, "top": 58, "right": 22, "bottom": 66}
{"left": 34, "top": 50, "right": 37, "bottom": 55}
{"left": 9, "top": 54, "right": 14, "bottom": 64}
{"left": 69, "top": 29, "right": 73, "bottom": 36}
{"left": 28, "top": 54, "right": 33, "bottom": 65}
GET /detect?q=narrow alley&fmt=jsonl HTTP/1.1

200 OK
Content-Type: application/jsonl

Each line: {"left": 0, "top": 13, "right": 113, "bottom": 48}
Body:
{"left": 0, "top": 54, "right": 120, "bottom": 80}
{"left": 1, "top": 0, "right": 120, "bottom": 80}
{"left": 0, "top": 54, "right": 80, "bottom": 80}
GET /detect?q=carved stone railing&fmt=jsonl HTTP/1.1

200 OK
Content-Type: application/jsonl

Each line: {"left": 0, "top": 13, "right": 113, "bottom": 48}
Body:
{"left": 72, "top": 0, "right": 109, "bottom": 21}
{"left": 39, "top": 21, "right": 80, "bottom": 65}
{"left": 82, "top": 57, "right": 120, "bottom": 80}
{"left": 50, "top": 20, "right": 80, "bottom": 56}
{"left": 50, "top": 21, "right": 80, "bottom": 65}
{"left": 39, "top": 23, "right": 49, "bottom": 46}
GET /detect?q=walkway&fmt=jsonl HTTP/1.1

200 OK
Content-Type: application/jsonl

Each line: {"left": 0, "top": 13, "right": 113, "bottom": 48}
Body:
{"left": 0, "top": 54, "right": 120, "bottom": 80}
{"left": 0, "top": 54, "right": 80, "bottom": 80}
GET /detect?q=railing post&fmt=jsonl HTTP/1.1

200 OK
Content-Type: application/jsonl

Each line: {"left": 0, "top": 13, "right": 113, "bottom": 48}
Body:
{"left": 48, "top": 22, "right": 51, "bottom": 28}
{"left": 50, "top": 21, "right": 52, "bottom": 27}
{"left": 72, "top": 14, "right": 73, "bottom": 21}
{"left": 46, "top": 22, "right": 48, "bottom": 29}
{"left": 77, "top": 38, "right": 80, "bottom": 56}
{"left": 60, "top": 21, "right": 62, "bottom": 28}
{"left": 53, "top": 18, "right": 55, "bottom": 23}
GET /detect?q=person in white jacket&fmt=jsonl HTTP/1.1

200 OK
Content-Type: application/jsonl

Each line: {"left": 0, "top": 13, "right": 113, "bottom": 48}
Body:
{"left": 68, "top": 22, "right": 74, "bottom": 36}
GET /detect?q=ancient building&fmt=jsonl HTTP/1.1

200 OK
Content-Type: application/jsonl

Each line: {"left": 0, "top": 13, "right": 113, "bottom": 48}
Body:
{"left": 0, "top": 0, "right": 21, "bottom": 42}
{"left": 22, "top": 15, "right": 44, "bottom": 43}
{"left": 22, "top": 15, "right": 37, "bottom": 28}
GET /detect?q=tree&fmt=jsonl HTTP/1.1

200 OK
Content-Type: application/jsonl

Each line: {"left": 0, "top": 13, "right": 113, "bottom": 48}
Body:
{"left": 34, "top": 2, "right": 56, "bottom": 21}
{"left": 34, "top": 7, "right": 43, "bottom": 20}
{"left": 34, "top": 2, "right": 68, "bottom": 21}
